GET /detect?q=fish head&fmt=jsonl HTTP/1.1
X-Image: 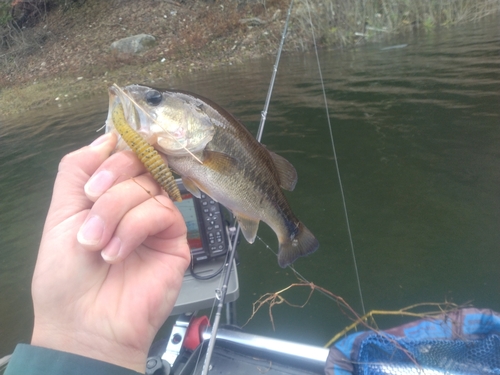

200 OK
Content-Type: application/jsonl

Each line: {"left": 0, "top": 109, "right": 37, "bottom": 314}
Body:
{"left": 106, "top": 84, "right": 215, "bottom": 155}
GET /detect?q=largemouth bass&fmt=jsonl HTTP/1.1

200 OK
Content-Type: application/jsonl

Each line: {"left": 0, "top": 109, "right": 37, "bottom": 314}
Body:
{"left": 105, "top": 84, "right": 319, "bottom": 268}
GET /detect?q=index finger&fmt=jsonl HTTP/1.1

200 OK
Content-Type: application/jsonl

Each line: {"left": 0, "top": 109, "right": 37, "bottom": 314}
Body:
{"left": 44, "top": 133, "right": 118, "bottom": 228}
{"left": 84, "top": 149, "right": 149, "bottom": 201}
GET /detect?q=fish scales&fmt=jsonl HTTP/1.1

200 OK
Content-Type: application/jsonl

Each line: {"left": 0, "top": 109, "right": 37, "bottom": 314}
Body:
{"left": 164, "top": 91, "right": 318, "bottom": 268}
{"left": 173, "top": 101, "right": 281, "bottom": 214}
{"left": 106, "top": 84, "right": 319, "bottom": 267}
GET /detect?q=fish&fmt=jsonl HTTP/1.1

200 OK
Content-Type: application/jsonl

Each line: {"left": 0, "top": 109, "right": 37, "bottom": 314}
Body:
{"left": 105, "top": 84, "right": 319, "bottom": 268}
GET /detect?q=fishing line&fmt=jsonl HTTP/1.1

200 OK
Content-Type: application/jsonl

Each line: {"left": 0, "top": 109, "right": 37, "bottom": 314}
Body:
{"left": 191, "top": 247, "right": 233, "bottom": 375}
{"left": 256, "top": 235, "right": 353, "bottom": 312}
{"left": 191, "top": 223, "right": 240, "bottom": 375}
{"left": 200, "top": 3, "right": 294, "bottom": 374}
{"left": 200, "top": 221, "right": 240, "bottom": 375}
{"left": 211, "top": 0, "right": 294, "bottom": 295}
{"left": 219, "top": 0, "right": 293, "bottom": 285}
{"left": 304, "top": 0, "right": 366, "bottom": 316}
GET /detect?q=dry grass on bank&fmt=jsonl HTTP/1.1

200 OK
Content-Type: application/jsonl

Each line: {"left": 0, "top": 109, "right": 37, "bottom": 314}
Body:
{"left": 288, "top": 0, "right": 500, "bottom": 49}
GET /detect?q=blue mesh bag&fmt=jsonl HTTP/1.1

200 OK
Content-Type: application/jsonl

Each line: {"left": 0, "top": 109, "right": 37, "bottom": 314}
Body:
{"left": 325, "top": 308, "right": 500, "bottom": 374}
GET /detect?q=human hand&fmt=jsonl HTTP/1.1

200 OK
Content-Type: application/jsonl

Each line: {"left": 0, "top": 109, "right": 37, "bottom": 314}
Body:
{"left": 30, "top": 133, "right": 191, "bottom": 372}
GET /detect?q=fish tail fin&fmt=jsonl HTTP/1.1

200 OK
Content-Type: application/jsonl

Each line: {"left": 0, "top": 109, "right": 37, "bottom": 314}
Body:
{"left": 278, "top": 223, "right": 319, "bottom": 268}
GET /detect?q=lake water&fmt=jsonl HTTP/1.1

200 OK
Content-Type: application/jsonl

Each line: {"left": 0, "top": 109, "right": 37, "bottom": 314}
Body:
{"left": 1, "top": 17, "right": 499, "bottom": 358}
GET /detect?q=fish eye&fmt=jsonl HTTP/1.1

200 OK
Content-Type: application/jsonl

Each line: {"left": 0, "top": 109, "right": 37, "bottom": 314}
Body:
{"left": 145, "top": 90, "right": 163, "bottom": 106}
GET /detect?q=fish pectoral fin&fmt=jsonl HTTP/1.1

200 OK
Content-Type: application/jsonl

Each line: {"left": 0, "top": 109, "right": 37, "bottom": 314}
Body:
{"left": 234, "top": 213, "right": 259, "bottom": 244}
{"left": 181, "top": 177, "right": 202, "bottom": 198}
{"left": 268, "top": 151, "right": 297, "bottom": 191}
{"left": 202, "top": 151, "right": 239, "bottom": 176}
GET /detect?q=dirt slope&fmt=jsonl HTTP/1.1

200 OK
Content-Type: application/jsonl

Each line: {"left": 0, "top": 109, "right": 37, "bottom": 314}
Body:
{"left": 0, "top": 0, "right": 288, "bottom": 116}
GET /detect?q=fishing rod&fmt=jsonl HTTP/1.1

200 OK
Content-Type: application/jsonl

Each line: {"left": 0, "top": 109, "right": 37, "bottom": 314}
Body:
{"left": 256, "top": 0, "right": 294, "bottom": 143}
{"left": 200, "top": 2, "right": 294, "bottom": 375}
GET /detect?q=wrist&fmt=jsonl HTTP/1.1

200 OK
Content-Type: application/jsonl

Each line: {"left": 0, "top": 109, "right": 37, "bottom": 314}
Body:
{"left": 31, "top": 323, "right": 147, "bottom": 373}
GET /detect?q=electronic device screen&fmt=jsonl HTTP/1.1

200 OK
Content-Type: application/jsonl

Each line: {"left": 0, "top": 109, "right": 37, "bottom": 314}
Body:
{"left": 175, "top": 193, "right": 203, "bottom": 251}
{"left": 173, "top": 182, "right": 228, "bottom": 263}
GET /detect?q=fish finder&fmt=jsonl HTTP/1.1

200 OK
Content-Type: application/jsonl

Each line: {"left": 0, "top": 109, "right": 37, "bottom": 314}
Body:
{"left": 173, "top": 180, "right": 229, "bottom": 263}
{"left": 170, "top": 181, "right": 238, "bottom": 316}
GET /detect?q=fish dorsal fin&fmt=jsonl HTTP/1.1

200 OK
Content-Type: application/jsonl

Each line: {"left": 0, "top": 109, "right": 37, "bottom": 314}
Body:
{"left": 234, "top": 213, "right": 259, "bottom": 244}
{"left": 269, "top": 151, "right": 297, "bottom": 191}
{"left": 181, "top": 177, "right": 202, "bottom": 198}
{"left": 202, "top": 150, "right": 239, "bottom": 176}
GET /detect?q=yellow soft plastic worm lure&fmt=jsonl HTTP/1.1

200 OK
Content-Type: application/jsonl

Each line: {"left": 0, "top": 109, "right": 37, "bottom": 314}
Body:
{"left": 111, "top": 102, "right": 182, "bottom": 202}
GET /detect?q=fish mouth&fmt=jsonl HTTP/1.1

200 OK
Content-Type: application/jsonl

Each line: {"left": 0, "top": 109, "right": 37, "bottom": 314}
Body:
{"left": 105, "top": 85, "right": 123, "bottom": 136}
{"left": 108, "top": 84, "right": 130, "bottom": 116}
{"left": 107, "top": 84, "right": 172, "bottom": 149}
{"left": 109, "top": 84, "right": 190, "bottom": 151}
{"left": 108, "top": 85, "right": 139, "bottom": 127}
{"left": 107, "top": 84, "right": 216, "bottom": 158}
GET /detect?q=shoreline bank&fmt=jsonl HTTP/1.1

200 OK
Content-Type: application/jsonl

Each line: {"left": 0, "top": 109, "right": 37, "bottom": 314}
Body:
{"left": 1, "top": 0, "right": 498, "bottom": 118}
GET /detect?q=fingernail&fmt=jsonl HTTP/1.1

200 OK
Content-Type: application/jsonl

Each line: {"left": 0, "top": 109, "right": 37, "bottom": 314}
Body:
{"left": 90, "top": 133, "right": 112, "bottom": 147}
{"left": 85, "top": 170, "right": 115, "bottom": 198}
{"left": 101, "top": 237, "right": 122, "bottom": 262}
{"left": 77, "top": 215, "right": 105, "bottom": 246}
